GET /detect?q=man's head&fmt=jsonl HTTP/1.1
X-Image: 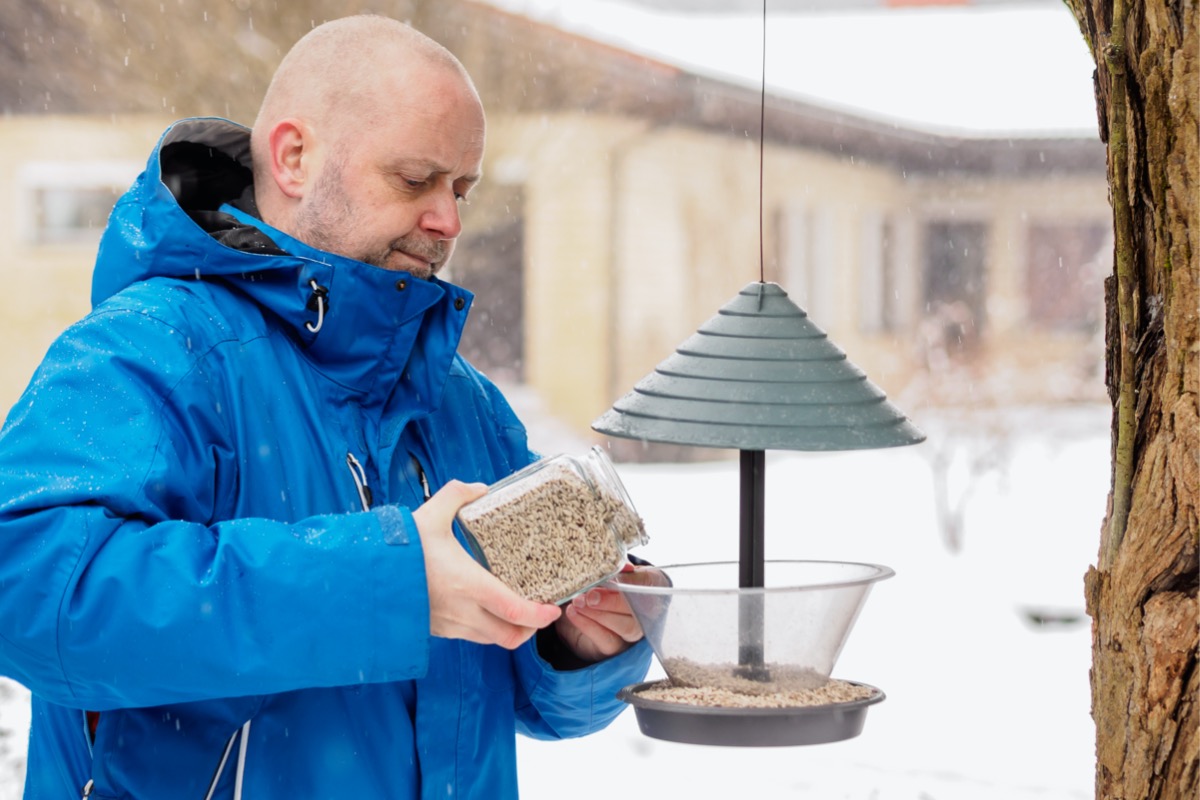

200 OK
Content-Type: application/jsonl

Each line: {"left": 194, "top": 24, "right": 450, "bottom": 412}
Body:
{"left": 250, "top": 16, "right": 484, "bottom": 279}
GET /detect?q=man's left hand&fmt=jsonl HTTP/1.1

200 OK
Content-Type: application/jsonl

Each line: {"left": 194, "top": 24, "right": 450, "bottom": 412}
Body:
{"left": 555, "top": 584, "right": 644, "bottom": 662}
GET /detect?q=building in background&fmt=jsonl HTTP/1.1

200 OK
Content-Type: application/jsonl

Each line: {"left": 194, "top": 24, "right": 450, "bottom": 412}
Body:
{"left": 0, "top": 0, "right": 1110, "bottom": 456}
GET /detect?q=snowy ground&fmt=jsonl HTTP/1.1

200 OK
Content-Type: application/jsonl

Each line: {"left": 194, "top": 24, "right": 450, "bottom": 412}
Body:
{"left": 0, "top": 402, "right": 1107, "bottom": 799}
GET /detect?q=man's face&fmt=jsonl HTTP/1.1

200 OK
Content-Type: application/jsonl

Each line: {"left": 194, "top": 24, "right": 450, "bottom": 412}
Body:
{"left": 292, "top": 68, "right": 485, "bottom": 280}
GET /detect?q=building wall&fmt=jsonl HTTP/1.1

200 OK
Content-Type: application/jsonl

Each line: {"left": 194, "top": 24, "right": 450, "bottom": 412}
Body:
{"left": 485, "top": 113, "right": 657, "bottom": 433}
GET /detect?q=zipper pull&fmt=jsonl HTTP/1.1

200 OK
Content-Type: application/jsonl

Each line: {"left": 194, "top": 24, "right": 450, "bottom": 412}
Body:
{"left": 81, "top": 779, "right": 94, "bottom": 799}
{"left": 345, "top": 453, "right": 373, "bottom": 511}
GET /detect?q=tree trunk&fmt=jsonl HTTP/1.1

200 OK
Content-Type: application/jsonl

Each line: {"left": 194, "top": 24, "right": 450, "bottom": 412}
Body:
{"left": 1063, "top": 1, "right": 1198, "bottom": 798}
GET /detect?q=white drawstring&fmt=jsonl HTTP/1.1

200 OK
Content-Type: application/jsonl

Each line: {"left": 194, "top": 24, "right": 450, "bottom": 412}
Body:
{"left": 203, "top": 725, "right": 240, "bottom": 800}
{"left": 233, "top": 720, "right": 251, "bottom": 800}
{"left": 414, "top": 456, "right": 431, "bottom": 501}
{"left": 346, "top": 453, "right": 372, "bottom": 511}
{"left": 81, "top": 711, "right": 94, "bottom": 758}
{"left": 305, "top": 279, "right": 327, "bottom": 333}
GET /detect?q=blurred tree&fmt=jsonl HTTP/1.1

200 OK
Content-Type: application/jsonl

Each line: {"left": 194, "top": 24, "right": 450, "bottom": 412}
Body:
{"left": 1064, "top": 1, "right": 1198, "bottom": 798}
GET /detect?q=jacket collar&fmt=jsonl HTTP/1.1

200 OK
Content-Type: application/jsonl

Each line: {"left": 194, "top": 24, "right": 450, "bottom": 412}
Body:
{"left": 217, "top": 205, "right": 474, "bottom": 408}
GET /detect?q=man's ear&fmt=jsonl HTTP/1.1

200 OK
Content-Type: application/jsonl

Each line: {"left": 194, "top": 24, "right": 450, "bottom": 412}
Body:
{"left": 266, "top": 119, "right": 310, "bottom": 199}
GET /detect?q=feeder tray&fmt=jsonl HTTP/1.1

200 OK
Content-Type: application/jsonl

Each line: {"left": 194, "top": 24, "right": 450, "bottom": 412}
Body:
{"left": 618, "top": 680, "right": 884, "bottom": 747}
{"left": 608, "top": 559, "right": 892, "bottom": 747}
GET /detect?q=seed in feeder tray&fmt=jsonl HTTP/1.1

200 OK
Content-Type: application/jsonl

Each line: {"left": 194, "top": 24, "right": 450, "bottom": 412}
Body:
{"left": 662, "top": 657, "right": 828, "bottom": 695}
{"left": 635, "top": 676, "right": 875, "bottom": 709}
{"left": 457, "top": 462, "right": 645, "bottom": 604}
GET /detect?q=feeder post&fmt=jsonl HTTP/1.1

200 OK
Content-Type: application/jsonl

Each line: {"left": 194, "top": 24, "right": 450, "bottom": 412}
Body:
{"left": 738, "top": 450, "right": 767, "bottom": 675}
{"left": 739, "top": 449, "right": 766, "bottom": 588}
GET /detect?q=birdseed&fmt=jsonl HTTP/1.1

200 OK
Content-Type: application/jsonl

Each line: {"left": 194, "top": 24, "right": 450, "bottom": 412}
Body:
{"left": 635, "top": 675, "right": 875, "bottom": 709}
{"left": 662, "top": 656, "right": 828, "bottom": 695}
{"left": 457, "top": 462, "right": 645, "bottom": 604}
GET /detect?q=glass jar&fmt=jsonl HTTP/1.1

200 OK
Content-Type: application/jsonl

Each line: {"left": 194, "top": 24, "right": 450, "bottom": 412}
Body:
{"left": 456, "top": 446, "right": 648, "bottom": 605}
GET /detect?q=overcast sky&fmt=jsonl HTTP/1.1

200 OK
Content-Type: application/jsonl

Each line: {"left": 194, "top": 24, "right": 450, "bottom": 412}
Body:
{"left": 484, "top": 0, "right": 1100, "bottom": 137}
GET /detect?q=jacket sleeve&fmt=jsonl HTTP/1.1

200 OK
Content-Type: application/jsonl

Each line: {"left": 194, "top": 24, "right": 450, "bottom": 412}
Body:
{"left": 511, "top": 634, "right": 652, "bottom": 740}
{"left": 0, "top": 307, "right": 431, "bottom": 711}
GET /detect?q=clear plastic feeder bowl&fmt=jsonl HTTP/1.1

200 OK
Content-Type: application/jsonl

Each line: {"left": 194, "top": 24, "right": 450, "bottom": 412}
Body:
{"left": 608, "top": 559, "right": 894, "bottom": 746}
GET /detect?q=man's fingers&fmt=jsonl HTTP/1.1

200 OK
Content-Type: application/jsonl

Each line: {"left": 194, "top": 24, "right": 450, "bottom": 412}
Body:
{"left": 430, "top": 563, "right": 561, "bottom": 648}
{"left": 446, "top": 617, "right": 541, "bottom": 650}
{"left": 477, "top": 575, "right": 562, "bottom": 630}
{"left": 563, "top": 605, "right": 629, "bottom": 657}
{"left": 416, "top": 479, "right": 488, "bottom": 529}
{"left": 441, "top": 588, "right": 561, "bottom": 650}
{"left": 614, "top": 565, "right": 671, "bottom": 588}
{"left": 567, "top": 604, "right": 643, "bottom": 643}
{"left": 570, "top": 587, "right": 623, "bottom": 611}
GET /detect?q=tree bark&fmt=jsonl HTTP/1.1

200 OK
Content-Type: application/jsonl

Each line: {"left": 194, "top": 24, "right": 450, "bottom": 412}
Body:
{"left": 1063, "top": 1, "right": 1198, "bottom": 798}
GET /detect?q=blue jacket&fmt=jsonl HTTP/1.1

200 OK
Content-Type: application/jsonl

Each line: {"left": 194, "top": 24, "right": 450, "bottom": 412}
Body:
{"left": 0, "top": 117, "right": 650, "bottom": 799}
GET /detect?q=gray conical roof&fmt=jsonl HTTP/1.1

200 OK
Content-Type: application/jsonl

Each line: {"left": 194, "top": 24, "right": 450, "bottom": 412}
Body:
{"left": 592, "top": 282, "right": 925, "bottom": 451}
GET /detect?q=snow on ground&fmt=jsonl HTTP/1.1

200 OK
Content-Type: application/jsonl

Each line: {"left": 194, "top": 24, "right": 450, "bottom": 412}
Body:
{"left": 0, "top": 680, "right": 28, "bottom": 800}
{"left": 0, "top": 403, "right": 1107, "bottom": 798}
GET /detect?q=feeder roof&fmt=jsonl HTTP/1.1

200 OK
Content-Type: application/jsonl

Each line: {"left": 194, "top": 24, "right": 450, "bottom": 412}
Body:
{"left": 592, "top": 282, "right": 925, "bottom": 451}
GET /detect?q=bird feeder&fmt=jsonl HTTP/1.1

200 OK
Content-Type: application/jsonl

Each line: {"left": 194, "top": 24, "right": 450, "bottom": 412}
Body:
{"left": 593, "top": 280, "right": 924, "bottom": 746}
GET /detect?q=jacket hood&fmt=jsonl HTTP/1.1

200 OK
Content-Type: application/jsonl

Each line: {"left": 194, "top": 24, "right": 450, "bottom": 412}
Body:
{"left": 93, "top": 117, "right": 268, "bottom": 304}
{"left": 91, "top": 117, "right": 473, "bottom": 404}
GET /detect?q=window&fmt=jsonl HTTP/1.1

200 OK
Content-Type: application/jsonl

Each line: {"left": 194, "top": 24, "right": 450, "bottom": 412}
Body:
{"left": 19, "top": 161, "right": 141, "bottom": 245}
{"left": 450, "top": 183, "right": 527, "bottom": 383}
{"left": 923, "top": 220, "right": 988, "bottom": 350}
{"left": 1025, "top": 221, "right": 1110, "bottom": 332}
{"left": 859, "top": 212, "right": 899, "bottom": 334}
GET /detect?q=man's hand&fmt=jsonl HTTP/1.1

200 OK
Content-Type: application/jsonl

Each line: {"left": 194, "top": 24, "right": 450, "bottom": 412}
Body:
{"left": 554, "top": 565, "right": 665, "bottom": 663}
{"left": 414, "top": 480, "right": 561, "bottom": 649}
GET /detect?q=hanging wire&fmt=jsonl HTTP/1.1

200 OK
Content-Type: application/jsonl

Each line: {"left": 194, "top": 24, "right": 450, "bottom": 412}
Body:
{"left": 758, "top": 0, "right": 767, "bottom": 284}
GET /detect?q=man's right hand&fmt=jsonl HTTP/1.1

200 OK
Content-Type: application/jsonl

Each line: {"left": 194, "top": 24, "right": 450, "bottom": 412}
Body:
{"left": 412, "top": 480, "right": 562, "bottom": 649}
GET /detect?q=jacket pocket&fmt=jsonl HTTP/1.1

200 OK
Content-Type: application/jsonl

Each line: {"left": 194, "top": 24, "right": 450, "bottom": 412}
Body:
{"left": 84, "top": 700, "right": 259, "bottom": 799}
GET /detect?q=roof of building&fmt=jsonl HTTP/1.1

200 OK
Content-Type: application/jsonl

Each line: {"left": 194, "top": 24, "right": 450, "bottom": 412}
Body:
{"left": 1, "top": 0, "right": 1103, "bottom": 176}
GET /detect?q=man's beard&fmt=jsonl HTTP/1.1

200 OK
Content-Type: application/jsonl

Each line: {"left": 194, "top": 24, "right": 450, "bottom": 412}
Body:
{"left": 293, "top": 158, "right": 446, "bottom": 278}
{"left": 368, "top": 237, "right": 447, "bottom": 276}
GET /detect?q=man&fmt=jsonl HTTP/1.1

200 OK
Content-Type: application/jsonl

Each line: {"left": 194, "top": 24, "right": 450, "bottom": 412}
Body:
{"left": 0, "top": 15, "right": 652, "bottom": 799}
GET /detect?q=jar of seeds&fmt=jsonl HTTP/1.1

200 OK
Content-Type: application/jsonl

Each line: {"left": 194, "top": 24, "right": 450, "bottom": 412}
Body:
{"left": 456, "top": 446, "right": 648, "bottom": 605}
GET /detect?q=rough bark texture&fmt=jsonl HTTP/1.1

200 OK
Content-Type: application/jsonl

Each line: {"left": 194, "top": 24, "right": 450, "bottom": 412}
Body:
{"left": 1063, "top": 1, "right": 1199, "bottom": 798}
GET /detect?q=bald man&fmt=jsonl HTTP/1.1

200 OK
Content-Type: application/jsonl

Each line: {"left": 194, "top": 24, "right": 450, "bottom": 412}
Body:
{"left": 0, "top": 15, "right": 652, "bottom": 799}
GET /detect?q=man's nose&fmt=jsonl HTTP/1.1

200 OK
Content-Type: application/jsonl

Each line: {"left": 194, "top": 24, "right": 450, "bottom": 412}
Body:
{"left": 421, "top": 188, "right": 463, "bottom": 240}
